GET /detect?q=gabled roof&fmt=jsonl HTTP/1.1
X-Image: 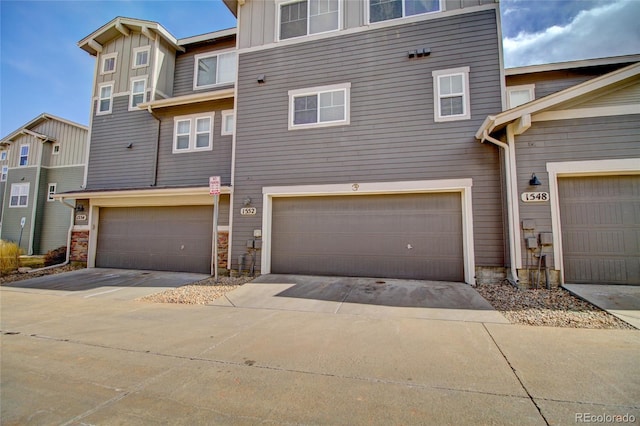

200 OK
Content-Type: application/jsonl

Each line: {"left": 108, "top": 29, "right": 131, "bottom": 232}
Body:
{"left": 1, "top": 113, "right": 88, "bottom": 144}
{"left": 78, "top": 17, "right": 184, "bottom": 56}
{"left": 506, "top": 54, "right": 640, "bottom": 76}
{"left": 222, "top": 0, "right": 240, "bottom": 17}
{"left": 178, "top": 28, "right": 236, "bottom": 46}
{"left": 476, "top": 62, "right": 640, "bottom": 140}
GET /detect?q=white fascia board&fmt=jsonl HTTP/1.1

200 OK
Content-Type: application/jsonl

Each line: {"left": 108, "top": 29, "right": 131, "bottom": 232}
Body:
{"left": 138, "top": 88, "right": 235, "bottom": 110}
{"left": 505, "top": 54, "right": 640, "bottom": 76}
{"left": 178, "top": 28, "right": 237, "bottom": 46}
{"left": 54, "top": 186, "right": 231, "bottom": 202}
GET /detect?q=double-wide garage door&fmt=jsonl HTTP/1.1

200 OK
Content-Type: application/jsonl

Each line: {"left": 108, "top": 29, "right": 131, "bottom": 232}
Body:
{"left": 96, "top": 206, "right": 213, "bottom": 274}
{"left": 271, "top": 193, "right": 464, "bottom": 281}
{"left": 559, "top": 175, "right": 640, "bottom": 285}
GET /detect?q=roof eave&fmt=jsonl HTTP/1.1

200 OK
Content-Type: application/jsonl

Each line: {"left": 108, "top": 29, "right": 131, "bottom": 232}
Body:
{"left": 138, "top": 88, "right": 235, "bottom": 110}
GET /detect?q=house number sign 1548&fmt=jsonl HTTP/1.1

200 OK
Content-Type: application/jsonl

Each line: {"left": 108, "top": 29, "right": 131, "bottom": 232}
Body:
{"left": 240, "top": 207, "right": 257, "bottom": 216}
{"left": 521, "top": 192, "right": 549, "bottom": 202}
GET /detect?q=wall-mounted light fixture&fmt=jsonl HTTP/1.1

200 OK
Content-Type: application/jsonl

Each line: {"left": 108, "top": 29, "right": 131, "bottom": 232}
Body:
{"left": 75, "top": 204, "right": 85, "bottom": 212}
{"left": 408, "top": 48, "right": 431, "bottom": 58}
{"left": 126, "top": 143, "right": 133, "bottom": 149}
{"left": 243, "top": 197, "right": 252, "bottom": 206}
{"left": 529, "top": 173, "right": 542, "bottom": 186}
{"left": 257, "top": 75, "right": 266, "bottom": 84}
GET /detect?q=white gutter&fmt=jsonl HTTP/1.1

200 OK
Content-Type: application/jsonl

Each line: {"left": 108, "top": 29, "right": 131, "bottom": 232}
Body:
{"left": 480, "top": 130, "right": 520, "bottom": 286}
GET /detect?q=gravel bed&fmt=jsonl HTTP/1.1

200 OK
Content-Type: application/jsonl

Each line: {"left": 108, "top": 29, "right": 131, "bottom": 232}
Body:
{"left": 1, "top": 264, "right": 84, "bottom": 285}
{"left": 476, "top": 281, "right": 635, "bottom": 329}
{"left": 137, "top": 275, "right": 256, "bottom": 305}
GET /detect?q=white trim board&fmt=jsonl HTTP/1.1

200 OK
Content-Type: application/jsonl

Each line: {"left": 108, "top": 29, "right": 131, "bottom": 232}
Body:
{"left": 260, "top": 179, "right": 476, "bottom": 285}
{"left": 546, "top": 158, "right": 640, "bottom": 284}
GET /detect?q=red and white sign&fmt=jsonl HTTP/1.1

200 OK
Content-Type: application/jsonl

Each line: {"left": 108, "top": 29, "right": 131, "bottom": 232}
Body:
{"left": 209, "top": 176, "right": 221, "bottom": 195}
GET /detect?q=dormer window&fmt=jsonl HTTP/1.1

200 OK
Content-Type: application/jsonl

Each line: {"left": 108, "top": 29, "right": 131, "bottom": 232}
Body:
{"left": 193, "top": 51, "right": 237, "bottom": 90}
{"left": 369, "top": 0, "right": 441, "bottom": 23}
{"left": 278, "top": 0, "right": 340, "bottom": 41}
{"left": 101, "top": 53, "right": 117, "bottom": 75}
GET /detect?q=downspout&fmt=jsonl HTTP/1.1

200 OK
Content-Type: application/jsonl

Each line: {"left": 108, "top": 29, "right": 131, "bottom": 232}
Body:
{"left": 147, "top": 106, "right": 161, "bottom": 186}
{"left": 481, "top": 130, "right": 520, "bottom": 287}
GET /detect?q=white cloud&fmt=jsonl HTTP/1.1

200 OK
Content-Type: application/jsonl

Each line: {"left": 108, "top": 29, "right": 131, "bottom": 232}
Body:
{"left": 503, "top": 0, "right": 640, "bottom": 67}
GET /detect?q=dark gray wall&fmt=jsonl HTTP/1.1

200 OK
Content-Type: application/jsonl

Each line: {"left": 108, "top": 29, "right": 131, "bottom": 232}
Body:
{"left": 232, "top": 9, "right": 505, "bottom": 271}
{"left": 515, "top": 114, "right": 640, "bottom": 269}
{"left": 1, "top": 168, "right": 37, "bottom": 253}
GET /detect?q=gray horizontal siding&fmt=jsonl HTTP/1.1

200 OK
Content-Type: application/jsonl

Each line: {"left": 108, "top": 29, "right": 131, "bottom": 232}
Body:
{"left": 173, "top": 40, "right": 236, "bottom": 97}
{"left": 1, "top": 168, "right": 37, "bottom": 253}
{"left": 514, "top": 115, "right": 640, "bottom": 269}
{"left": 154, "top": 99, "right": 234, "bottom": 187}
{"left": 86, "top": 96, "right": 159, "bottom": 189}
{"left": 232, "top": 9, "right": 505, "bottom": 271}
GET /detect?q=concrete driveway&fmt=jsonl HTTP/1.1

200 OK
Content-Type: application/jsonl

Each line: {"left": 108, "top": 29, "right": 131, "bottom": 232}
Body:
{"left": 1, "top": 268, "right": 208, "bottom": 300}
{"left": 563, "top": 284, "right": 640, "bottom": 329}
{"left": 212, "top": 274, "right": 509, "bottom": 323}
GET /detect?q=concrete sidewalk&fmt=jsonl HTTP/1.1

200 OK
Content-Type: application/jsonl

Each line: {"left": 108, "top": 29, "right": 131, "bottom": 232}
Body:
{"left": 1, "top": 288, "right": 639, "bottom": 425}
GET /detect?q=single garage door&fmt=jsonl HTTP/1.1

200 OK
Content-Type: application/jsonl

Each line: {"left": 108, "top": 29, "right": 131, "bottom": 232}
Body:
{"left": 559, "top": 175, "right": 640, "bottom": 285}
{"left": 97, "top": 206, "right": 212, "bottom": 273}
{"left": 271, "top": 193, "right": 464, "bottom": 281}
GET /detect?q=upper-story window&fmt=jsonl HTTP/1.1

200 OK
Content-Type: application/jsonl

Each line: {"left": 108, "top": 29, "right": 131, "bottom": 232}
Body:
{"left": 278, "top": 0, "right": 340, "bottom": 41}
{"left": 19, "top": 145, "right": 29, "bottom": 166}
{"left": 133, "top": 46, "right": 150, "bottom": 69}
{"left": 101, "top": 53, "right": 117, "bottom": 75}
{"left": 173, "top": 113, "right": 215, "bottom": 153}
{"left": 1, "top": 166, "right": 8, "bottom": 182}
{"left": 97, "top": 83, "right": 114, "bottom": 115}
{"left": 288, "top": 83, "right": 351, "bottom": 130}
{"left": 221, "top": 110, "right": 234, "bottom": 135}
{"left": 52, "top": 144, "right": 61, "bottom": 155}
{"left": 193, "top": 51, "right": 237, "bottom": 90}
{"left": 369, "top": 0, "right": 441, "bottom": 23}
{"left": 506, "top": 84, "right": 535, "bottom": 109}
{"left": 432, "top": 67, "right": 471, "bottom": 122}
{"left": 0, "top": 151, "right": 7, "bottom": 161}
{"left": 47, "top": 183, "right": 57, "bottom": 202}
{"left": 10, "top": 183, "right": 29, "bottom": 207}
{"left": 129, "top": 77, "right": 147, "bottom": 110}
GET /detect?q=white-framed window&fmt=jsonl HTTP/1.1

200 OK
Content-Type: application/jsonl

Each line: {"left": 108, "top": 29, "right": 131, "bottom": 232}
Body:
{"left": 278, "top": 0, "right": 340, "bottom": 41}
{"left": 506, "top": 84, "right": 535, "bottom": 109}
{"left": 0, "top": 151, "right": 7, "bottom": 161}
{"left": 173, "top": 113, "right": 215, "bottom": 153}
{"left": 52, "top": 144, "right": 61, "bottom": 155}
{"left": 47, "top": 183, "right": 57, "bottom": 202}
{"left": 193, "top": 50, "right": 237, "bottom": 90}
{"left": 101, "top": 52, "right": 117, "bottom": 75}
{"left": 221, "top": 110, "right": 234, "bottom": 135}
{"left": 129, "top": 77, "right": 147, "bottom": 110}
{"left": 288, "top": 83, "right": 351, "bottom": 130}
{"left": 10, "top": 183, "right": 29, "bottom": 207}
{"left": 432, "top": 67, "right": 471, "bottom": 122}
{"left": 132, "top": 46, "right": 150, "bottom": 68}
{"left": 97, "top": 83, "right": 114, "bottom": 115}
{"left": 369, "top": 0, "right": 441, "bottom": 24}
{"left": 19, "top": 144, "right": 29, "bottom": 166}
{"left": 1, "top": 166, "right": 8, "bottom": 182}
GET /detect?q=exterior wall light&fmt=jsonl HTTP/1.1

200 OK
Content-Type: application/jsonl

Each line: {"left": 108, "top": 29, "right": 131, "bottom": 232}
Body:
{"left": 529, "top": 173, "right": 542, "bottom": 186}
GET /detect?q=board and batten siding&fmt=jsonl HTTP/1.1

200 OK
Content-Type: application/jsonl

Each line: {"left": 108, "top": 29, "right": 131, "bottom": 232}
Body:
{"left": 173, "top": 40, "right": 236, "bottom": 97}
{"left": 155, "top": 38, "right": 176, "bottom": 98}
{"left": 514, "top": 114, "right": 640, "bottom": 270}
{"left": 86, "top": 96, "right": 159, "bottom": 189}
{"left": 236, "top": 0, "right": 495, "bottom": 49}
{"left": 232, "top": 9, "right": 505, "bottom": 272}
{"left": 154, "top": 99, "right": 234, "bottom": 187}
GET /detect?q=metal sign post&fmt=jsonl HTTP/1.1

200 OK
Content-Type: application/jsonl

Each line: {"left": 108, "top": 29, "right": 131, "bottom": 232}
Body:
{"left": 209, "top": 177, "right": 221, "bottom": 281}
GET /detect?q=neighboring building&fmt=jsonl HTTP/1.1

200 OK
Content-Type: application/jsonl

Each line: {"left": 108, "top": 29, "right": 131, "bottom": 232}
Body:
{"left": 224, "top": 0, "right": 504, "bottom": 284}
{"left": 0, "top": 113, "right": 87, "bottom": 255}
{"left": 478, "top": 56, "right": 640, "bottom": 286}
{"left": 60, "top": 18, "right": 236, "bottom": 273}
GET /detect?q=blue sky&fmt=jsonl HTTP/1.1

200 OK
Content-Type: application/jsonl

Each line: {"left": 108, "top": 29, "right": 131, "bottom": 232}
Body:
{"left": 1, "top": 0, "right": 639, "bottom": 138}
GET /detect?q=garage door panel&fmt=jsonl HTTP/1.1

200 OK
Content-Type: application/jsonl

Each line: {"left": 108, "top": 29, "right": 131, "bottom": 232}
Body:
{"left": 559, "top": 175, "right": 640, "bottom": 285}
{"left": 97, "top": 206, "right": 212, "bottom": 274}
{"left": 271, "top": 193, "right": 464, "bottom": 281}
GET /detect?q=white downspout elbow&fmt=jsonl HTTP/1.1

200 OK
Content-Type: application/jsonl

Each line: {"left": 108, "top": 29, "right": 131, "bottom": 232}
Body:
{"left": 481, "top": 130, "right": 520, "bottom": 287}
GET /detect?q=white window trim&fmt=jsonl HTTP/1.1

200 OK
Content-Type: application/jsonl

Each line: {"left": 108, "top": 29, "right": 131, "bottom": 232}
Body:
{"left": 432, "top": 66, "right": 471, "bottom": 122}
{"left": 9, "top": 182, "right": 29, "bottom": 208}
{"left": 47, "top": 183, "right": 57, "bottom": 202}
{"left": 97, "top": 82, "right": 114, "bottom": 115}
{"left": 19, "top": 144, "right": 29, "bottom": 167}
{"left": 288, "top": 82, "right": 351, "bottom": 130}
{"left": 172, "top": 113, "right": 215, "bottom": 153}
{"left": 132, "top": 46, "right": 151, "bottom": 69}
{"left": 100, "top": 52, "right": 117, "bottom": 75}
{"left": 506, "top": 84, "right": 535, "bottom": 109}
{"left": 1, "top": 165, "right": 8, "bottom": 182}
{"left": 0, "top": 151, "right": 7, "bottom": 161}
{"left": 221, "top": 110, "right": 234, "bottom": 136}
{"left": 276, "top": 0, "right": 342, "bottom": 42}
{"left": 366, "top": 0, "right": 443, "bottom": 25}
{"left": 192, "top": 49, "right": 237, "bottom": 91}
{"left": 52, "top": 144, "right": 61, "bottom": 155}
{"left": 129, "top": 76, "right": 148, "bottom": 111}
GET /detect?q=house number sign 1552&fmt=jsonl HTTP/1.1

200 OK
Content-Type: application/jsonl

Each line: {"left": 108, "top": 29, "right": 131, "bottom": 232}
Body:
{"left": 240, "top": 207, "right": 257, "bottom": 216}
{"left": 521, "top": 192, "right": 549, "bottom": 202}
